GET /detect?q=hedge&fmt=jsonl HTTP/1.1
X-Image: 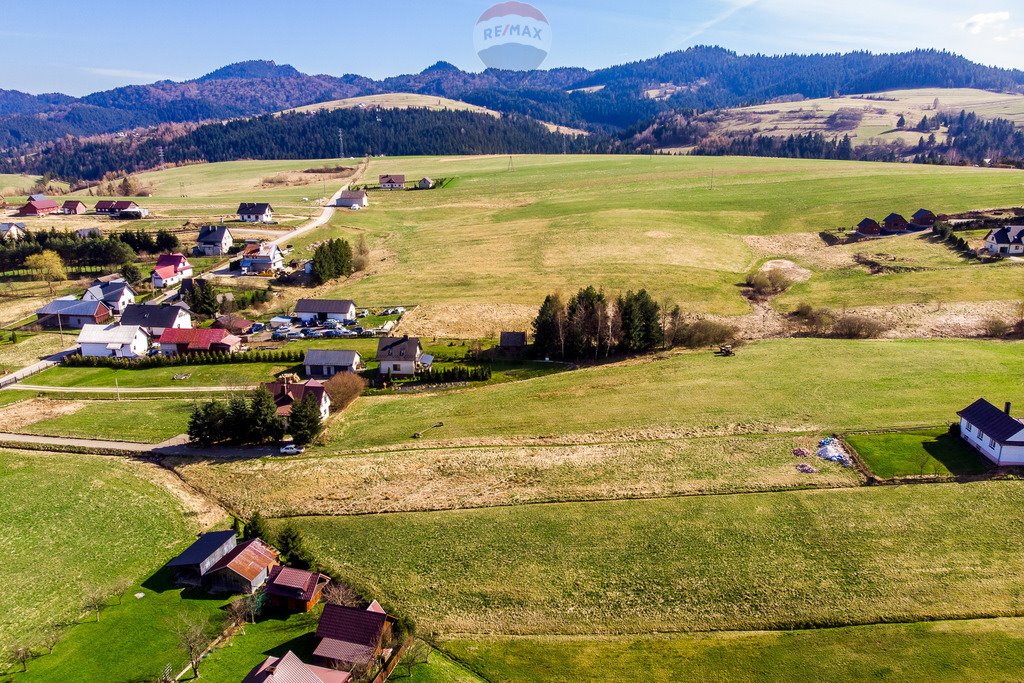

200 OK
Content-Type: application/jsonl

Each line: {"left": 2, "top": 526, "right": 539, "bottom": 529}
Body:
{"left": 63, "top": 349, "right": 304, "bottom": 370}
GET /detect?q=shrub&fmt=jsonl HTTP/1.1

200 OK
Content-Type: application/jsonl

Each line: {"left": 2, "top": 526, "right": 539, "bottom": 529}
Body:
{"left": 792, "top": 302, "right": 836, "bottom": 334}
{"left": 745, "top": 270, "right": 792, "bottom": 297}
{"left": 832, "top": 314, "right": 887, "bottom": 339}
{"left": 673, "top": 319, "right": 738, "bottom": 348}
{"left": 324, "top": 372, "right": 368, "bottom": 412}
{"left": 982, "top": 317, "right": 1011, "bottom": 338}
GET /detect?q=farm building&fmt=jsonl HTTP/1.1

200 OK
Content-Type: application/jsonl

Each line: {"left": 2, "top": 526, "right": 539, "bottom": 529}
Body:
{"left": 266, "top": 566, "right": 330, "bottom": 613}
{"left": 93, "top": 200, "right": 118, "bottom": 214}
{"left": 856, "top": 218, "right": 881, "bottom": 236}
{"left": 195, "top": 225, "right": 234, "bottom": 256}
{"left": 418, "top": 177, "right": 435, "bottom": 189}
{"left": 240, "top": 242, "right": 284, "bottom": 273}
{"left": 376, "top": 336, "right": 423, "bottom": 377}
{"left": 35, "top": 297, "right": 111, "bottom": 329}
{"left": 93, "top": 200, "right": 139, "bottom": 215}
{"left": 62, "top": 200, "right": 87, "bottom": 215}
{"left": 957, "top": 399, "right": 1024, "bottom": 466}
{"left": 158, "top": 327, "right": 241, "bottom": 355}
{"left": 206, "top": 538, "right": 279, "bottom": 594}
{"left": 76, "top": 324, "right": 149, "bottom": 358}
{"left": 238, "top": 202, "right": 274, "bottom": 223}
{"left": 120, "top": 303, "right": 192, "bottom": 336}
{"left": 500, "top": 331, "right": 528, "bottom": 350}
{"left": 335, "top": 190, "right": 369, "bottom": 208}
{"left": 295, "top": 299, "right": 357, "bottom": 324}
{"left": 911, "top": 208, "right": 937, "bottom": 228}
{"left": 82, "top": 279, "right": 136, "bottom": 314}
{"left": 304, "top": 349, "right": 363, "bottom": 379}
{"left": 213, "top": 313, "right": 255, "bottom": 335}
{"left": 166, "top": 530, "right": 238, "bottom": 588}
{"left": 0, "top": 222, "right": 26, "bottom": 240}
{"left": 264, "top": 378, "right": 331, "bottom": 420}
{"left": 114, "top": 207, "right": 149, "bottom": 220}
{"left": 983, "top": 226, "right": 1024, "bottom": 255}
{"left": 313, "top": 603, "right": 392, "bottom": 669}
{"left": 882, "top": 213, "right": 909, "bottom": 233}
{"left": 243, "top": 651, "right": 351, "bottom": 683}
{"left": 18, "top": 199, "right": 59, "bottom": 216}
{"left": 151, "top": 253, "right": 194, "bottom": 289}
{"left": 379, "top": 174, "right": 406, "bottom": 190}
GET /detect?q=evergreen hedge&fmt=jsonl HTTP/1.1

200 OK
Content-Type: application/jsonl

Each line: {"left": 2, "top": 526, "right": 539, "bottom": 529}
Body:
{"left": 63, "top": 349, "right": 303, "bottom": 369}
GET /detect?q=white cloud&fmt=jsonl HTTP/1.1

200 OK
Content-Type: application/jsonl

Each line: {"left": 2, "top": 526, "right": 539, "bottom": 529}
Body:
{"left": 958, "top": 11, "right": 1010, "bottom": 35}
{"left": 667, "top": 0, "right": 764, "bottom": 49}
{"left": 81, "top": 67, "right": 180, "bottom": 82}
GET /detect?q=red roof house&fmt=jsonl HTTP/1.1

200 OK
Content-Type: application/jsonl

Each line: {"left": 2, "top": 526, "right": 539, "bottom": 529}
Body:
{"left": 263, "top": 379, "right": 331, "bottom": 419}
{"left": 19, "top": 199, "right": 59, "bottom": 216}
{"left": 266, "top": 566, "right": 330, "bottom": 613}
{"left": 243, "top": 651, "right": 351, "bottom": 683}
{"left": 206, "top": 538, "right": 279, "bottom": 594}
{"left": 313, "top": 603, "right": 392, "bottom": 668}
{"left": 158, "top": 327, "right": 241, "bottom": 355}
{"left": 151, "top": 253, "right": 194, "bottom": 288}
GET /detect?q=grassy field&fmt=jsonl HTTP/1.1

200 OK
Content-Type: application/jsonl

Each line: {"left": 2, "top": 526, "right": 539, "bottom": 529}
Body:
{"left": 198, "top": 608, "right": 321, "bottom": 682}
{"left": 330, "top": 338, "right": 1024, "bottom": 449}
{"left": 305, "top": 154, "right": 1024, "bottom": 317}
{"left": 30, "top": 362, "right": 296, "bottom": 389}
{"left": 168, "top": 433, "right": 859, "bottom": 517}
{"left": 846, "top": 428, "right": 990, "bottom": 478}
{"left": 0, "top": 450, "right": 199, "bottom": 647}
{"left": 17, "top": 399, "right": 193, "bottom": 443}
{"left": 442, "top": 617, "right": 1024, "bottom": 682}
{"left": 291, "top": 480, "right": 1024, "bottom": 636}
{"left": 0, "top": 332, "right": 68, "bottom": 372}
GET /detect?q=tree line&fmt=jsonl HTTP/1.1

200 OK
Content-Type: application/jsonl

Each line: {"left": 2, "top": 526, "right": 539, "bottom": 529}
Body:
{"left": 188, "top": 386, "right": 323, "bottom": 447}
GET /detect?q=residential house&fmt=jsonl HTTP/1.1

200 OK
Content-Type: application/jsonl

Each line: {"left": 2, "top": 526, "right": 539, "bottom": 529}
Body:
{"left": 93, "top": 200, "right": 139, "bottom": 215}
{"left": 911, "top": 208, "right": 937, "bottom": 228}
{"left": 882, "top": 213, "right": 909, "bottom": 233}
{"left": 243, "top": 651, "right": 351, "bottom": 683}
{"left": 206, "top": 538, "right": 279, "bottom": 594}
{"left": 957, "top": 398, "right": 1024, "bottom": 466}
{"left": 94, "top": 200, "right": 117, "bottom": 214}
{"left": 240, "top": 242, "right": 284, "bottom": 274}
{"left": 82, "top": 280, "right": 136, "bottom": 314}
{"left": 295, "top": 299, "right": 357, "bottom": 324}
{"left": 263, "top": 378, "right": 331, "bottom": 420}
{"left": 266, "top": 566, "right": 330, "bottom": 613}
{"left": 94, "top": 273, "right": 125, "bottom": 284}
{"left": 62, "top": 200, "right": 87, "bottom": 215}
{"left": 856, "top": 218, "right": 881, "bottom": 236}
{"left": 499, "top": 331, "right": 528, "bottom": 351}
{"left": 376, "top": 336, "right": 423, "bottom": 377}
{"left": 158, "top": 327, "right": 242, "bottom": 355}
{"left": 0, "top": 222, "right": 26, "bottom": 241}
{"left": 418, "top": 177, "right": 435, "bottom": 190}
{"left": 213, "top": 313, "right": 255, "bottom": 335}
{"left": 313, "top": 603, "right": 392, "bottom": 670}
{"left": 379, "top": 174, "right": 405, "bottom": 190}
{"left": 335, "top": 190, "right": 368, "bottom": 208}
{"left": 304, "top": 349, "right": 363, "bottom": 379}
{"left": 76, "top": 324, "right": 149, "bottom": 358}
{"left": 35, "top": 297, "right": 111, "bottom": 329}
{"left": 195, "top": 225, "right": 234, "bottom": 256}
{"left": 166, "top": 530, "right": 238, "bottom": 587}
{"left": 984, "top": 226, "right": 1024, "bottom": 256}
{"left": 18, "top": 199, "right": 59, "bottom": 216}
{"left": 238, "top": 202, "right": 274, "bottom": 223}
{"left": 120, "top": 303, "right": 192, "bottom": 337}
{"left": 151, "top": 253, "right": 194, "bottom": 289}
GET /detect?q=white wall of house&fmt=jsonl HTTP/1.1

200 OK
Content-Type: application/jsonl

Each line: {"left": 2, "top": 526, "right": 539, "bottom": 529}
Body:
{"left": 382, "top": 359, "right": 417, "bottom": 377}
{"left": 80, "top": 332, "right": 148, "bottom": 358}
{"left": 960, "top": 417, "right": 1024, "bottom": 465}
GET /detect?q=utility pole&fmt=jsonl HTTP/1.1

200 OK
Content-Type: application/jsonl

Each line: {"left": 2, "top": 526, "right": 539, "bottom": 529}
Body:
{"left": 338, "top": 129, "right": 345, "bottom": 159}
{"left": 157, "top": 146, "right": 165, "bottom": 167}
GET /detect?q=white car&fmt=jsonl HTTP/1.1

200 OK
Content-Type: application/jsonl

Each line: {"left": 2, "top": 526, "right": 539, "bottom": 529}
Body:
{"left": 279, "top": 444, "right": 305, "bottom": 455}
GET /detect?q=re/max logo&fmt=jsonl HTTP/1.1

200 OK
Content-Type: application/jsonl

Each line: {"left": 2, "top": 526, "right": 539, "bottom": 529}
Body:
{"left": 481, "top": 23, "right": 543, "bottom": 42}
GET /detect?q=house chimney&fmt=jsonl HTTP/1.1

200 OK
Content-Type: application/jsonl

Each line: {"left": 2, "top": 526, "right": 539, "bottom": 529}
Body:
{"left": 1006, "top": 402, "right": 1013, "bottom": 415}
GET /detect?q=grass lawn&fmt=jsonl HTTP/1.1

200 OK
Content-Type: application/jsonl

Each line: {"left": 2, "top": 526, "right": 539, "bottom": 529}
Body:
{"left": 0, "top": 332, "right": 68, "bottom": 372}
{"left": 0, "top": 450, "right": 199, "bottom": 646}
{"left": 19, "top": 399, "right": 193, "bottom": 443}
{"left": 846, "top": 428, "right": 991, "bottom": 478}
{"left": 30, "top": 362, "right": 297, "bottom": 389}
{"left": 199, "top": 609, "right": 321, "bottom": 682}
{"left": 405, "top": 646, "right": 485, "bottom": 683}
{"left": 330, "top": 338, "right": 1024, "bottom": 449}
{"left": 442, "top": 617, "right": 1024, "bottom": 682}
{"left": 0, "top": 389, "right": 33, "bottom": 408}
{"left": 289, "top": 480, "right": 1024, "bottom": 636}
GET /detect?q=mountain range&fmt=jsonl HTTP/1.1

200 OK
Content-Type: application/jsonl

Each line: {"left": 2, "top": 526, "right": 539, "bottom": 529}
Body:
{"left": 3, "top": 47, "right": 1024, "bottom": 151}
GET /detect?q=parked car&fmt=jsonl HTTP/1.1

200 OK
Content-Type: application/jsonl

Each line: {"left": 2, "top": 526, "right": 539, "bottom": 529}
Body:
{"left": 323, "top": 330, "right": 341, "bottom": 338}
{"left": 286, "top": 331, "right": 303, "bottom": 340}
{"left": 303, "top": 329, "right": 323, "bottom": 339}
{"left": 272, "top": 331, "right": 288, "bottom": 341}
{"left": 337, "top": 329, "right": 356, "bottom": 337}
{"left": 280, "top": 444, "right": 305, "bottom": 455}
{"left": 248, "top": 323, "right": 266, "bottom": 334}
{"left": 322, "top": 320, "right": 338, "bottom": 329}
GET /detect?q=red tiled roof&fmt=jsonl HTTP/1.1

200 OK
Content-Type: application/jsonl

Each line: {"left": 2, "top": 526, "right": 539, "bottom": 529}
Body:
{"left": 267, "top": 566, "right": 327, "bottom": 602}
{"left": 316, "top": 603, "right": 386, "bottom": 649}
{"left": 155, "top": 253, "right": 191, "bottom": 272}
{"left": 210, "top": 538, "right": 278, "bottom": 582}
{"left": 243, "top": 651, "right": 351, "bottom": 683}
{"left": 158, "top": 327, "right": 239, "bottom": 351}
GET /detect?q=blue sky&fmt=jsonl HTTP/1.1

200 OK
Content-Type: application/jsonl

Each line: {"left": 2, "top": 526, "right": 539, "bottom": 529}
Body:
{"left": 2, "top": 0, "right": 1023, "bottom": 95}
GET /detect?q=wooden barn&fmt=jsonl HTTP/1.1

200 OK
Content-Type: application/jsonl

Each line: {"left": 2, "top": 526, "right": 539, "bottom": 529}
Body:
{"left": 266, "top": 566, "right": 330, "bottom": 613}
{"left": 856, "top": 218, "right": 881, "bottom": 236}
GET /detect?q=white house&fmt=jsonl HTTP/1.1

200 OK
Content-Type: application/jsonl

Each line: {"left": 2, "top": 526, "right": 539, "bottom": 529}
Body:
{"left": 120, "top": 304, "right": 192, "bottom": 337}
{"left": 294, "top": 299, "right": 357, "bottom": 324}
{"left": 195, "top": 225, "right": 234, "bottom": 256}
{"left": 983, "top": 226, "right": 1024, "bottom": 256}
{"left": 957, "top": 398, "right": 1024, "bottom": 466}
{"left": 237, "top": 202, "right": 274, "bottom": 223}
{"left": 0, "top": 222, "right": 26, "bottom": 241}
{"left": 82, "top": 280, "right": 136, "bottom": 314}
{"left": 335, "top": 191, "right": 369, "bottom": 208}
{"left": 379, "top": 175, "right": 405, "bottom": 190}
{"left": 76, "top": 324, "right": 149, "bottom": 358}
{"left": 240, "top": 242, "right": 284, "bottom": 274}
{"left": 375, "top": 336, "right": 423, "bottom": 378}
{"left": 151, "top": 253, "right": 194, "bottom": 289}
{"left": 303, "top": 349, "right": 363, "bottom": 379}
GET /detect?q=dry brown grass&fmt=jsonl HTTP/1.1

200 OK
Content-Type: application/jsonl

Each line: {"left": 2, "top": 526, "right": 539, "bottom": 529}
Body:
{"left": 0, "top": 332, "right": 69, "bottom": 370}
{"left": 0, "top": 398, "right": 85, "bottom": 431}
{"left": 399, "top": 303, "right": 538, "bottom": 339}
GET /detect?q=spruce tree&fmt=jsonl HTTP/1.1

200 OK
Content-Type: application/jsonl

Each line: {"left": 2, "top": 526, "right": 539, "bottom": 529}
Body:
{"left": 288, "top": 394, "right": 323, "bottom": 446}
{"left": 245, "top": 512, "right": 272, "bottom": 541}
{"left": 250, "top": 386, "right": 285, "bottom": 443}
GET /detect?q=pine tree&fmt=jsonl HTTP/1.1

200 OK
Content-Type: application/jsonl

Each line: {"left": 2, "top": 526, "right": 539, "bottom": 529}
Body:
{"left": 287, "top": 394, "right": 323, "bottom": 446}
{"left": 275, "top": 523, "right": 312, "bottom": 569}
{"left": 250, "top": 386, "right": 285, "bottom": 443}
{"left": 225, "top": 394, "right": 251, "bottom": 445}
{"left": 245, "top": 512, "right": 272, "bottom": 541}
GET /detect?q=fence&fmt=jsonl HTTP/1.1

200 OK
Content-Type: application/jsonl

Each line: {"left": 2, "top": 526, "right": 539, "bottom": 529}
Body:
{"left": 0, "top": 358, "right": 58, "bottom": 388}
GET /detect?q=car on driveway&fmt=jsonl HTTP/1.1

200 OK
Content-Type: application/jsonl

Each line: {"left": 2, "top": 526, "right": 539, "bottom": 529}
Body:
{"left": 286, "top": 331, "right": 303, "bottom": 340}
{"left": 303, "top": 329, "right": 323, "bottom": 339}
{"left": 280, "top": 444, "right": 305, "bottom": 455}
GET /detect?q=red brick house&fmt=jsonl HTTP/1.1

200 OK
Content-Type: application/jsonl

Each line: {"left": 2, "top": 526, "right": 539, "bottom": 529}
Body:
{"left": 158, "top": 327, "right": 241, "bottom": 355}
{"left": 266, "top": 566, "right": 330, "bottom": 613}
{"left": 18, "top": 199, "right": 59, "bottom": 216}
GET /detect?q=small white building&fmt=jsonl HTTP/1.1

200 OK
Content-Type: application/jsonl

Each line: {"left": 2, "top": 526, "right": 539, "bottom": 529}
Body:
{"left": 294, "top": 299, "right": 357, "bottom": 324}
{"left": 237, "top": 202, "right": 274, "bottom": 223}
{"left": 335, "top": 191, "right": 369, "bottom": 208}
{"left": 77, "top": 324, "right": 149, "bottom": 358}
{"left": 957, "top": 398, "right": 1024, "bottom": 466}
{"left": 983, "top": 226, "right": 1024, "bottom": 256}
{"left": 0, "top": 222, "right": 26, "bottom": 241}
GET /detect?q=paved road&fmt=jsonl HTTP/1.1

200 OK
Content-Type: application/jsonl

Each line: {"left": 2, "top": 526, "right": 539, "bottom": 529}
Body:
{"left": 0, "top": 432, "right": 190, "bottom": 454}
{"left": 8, "top": 384, "right": 257, "bottom": 394}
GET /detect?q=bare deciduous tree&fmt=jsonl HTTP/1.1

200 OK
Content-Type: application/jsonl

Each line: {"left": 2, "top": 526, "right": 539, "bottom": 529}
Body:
{"left": 111, "top": 578, "right": 133, "bottom": 605}
{"left": 173, "top": 613, "right": 211, "bottom": 679}
{"left": 41, "top": 623, "right": 63, "bottom": 654}
{"left": 9, "top": 644, "right": 31, "bottom": 672}
{"left": 84, "top": 591, "right": 109, "bottom": 622}
{"left": 225, "top": 599, "right": 249, "bottom": 635}
{"left": 323, "top": 582, "right": 361, "bottom": 607}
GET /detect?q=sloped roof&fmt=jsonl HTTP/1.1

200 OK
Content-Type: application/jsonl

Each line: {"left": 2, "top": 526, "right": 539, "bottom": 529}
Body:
{"left": 295, "top": 299, "right": 356, "bottom": 314}
{"left": 857, "top": 217, "right": 880, "bottom": 229}
{"left": 95, "top": 200, "right": 117, "bottom": 210}
{"left": 912, "top": 208, "right": 936, "bottom": 221}
{"left": 264, "top": 379, "right": 327, "bottom": 416}
{"left": 62, "top": 200, "right": 87, "bottom": 208}
{"left": 379, "top": 174, "right": 405, "bottom": 184}
{"left": 22, "top": 199, "right": 59, "bottom": 211}
{"left": 214, "top": 314, "right": 254, "bottom": 332}
{"left": 316, "top": 603, "right": 387, "bottom": 647}
{"left": 243, "top": 652, "right": 351, "bottom": 683}
{"left": 210, "top": 538, "right": 278, "bottom": 582}
{"left": 376, "top": 336, "right": 421, "bottom": 361}
{"left": 198, "top": 225, "right": 232, "bottom": 244}
{"left": 267, "top": 566, "right": 328, "bottom": 602}
{"left": 76, "top": 324, "right": 144, "bottom": 345}
{"left": 304, "top": 349, "right": 360, "bottom": 367}
{"left": 238, "top": 202, "right": 273, "bottom": 214}
{"left": 167, "top": 530, "right": 237, "bottom": 568}
{"left": 37, "top": 298, "right": 108, "bottom": 317}
{"left": 0, "top": 222, "right": 26, "bottom": 234}
{"left": 85, "top": 281, "right": 135, "bottom": 303}
{"left": 500, "top": 331, "right": 527, "bottom": 347}
{"left": 155, "top": 253, "right": 191, "bottom": 271}
{"left": 986, "top": 226, "right": 1024, "bottom": 246}
{"left": 883, "top": 212, "right": 907, "bottom": 223}
{"left": 158, "top": 327, "right": 238, "bottom": 350}
{"left": 120, "top": 304, "right": 187, "bottom": 329}
{"left": 958, "top": 398, "right": 1024, "bottom": 443}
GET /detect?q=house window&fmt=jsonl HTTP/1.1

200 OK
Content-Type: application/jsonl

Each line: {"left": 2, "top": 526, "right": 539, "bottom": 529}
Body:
{"left": 964, "top": 423, "right": 973, "bottom": 433}
{"left": 393, "top": 364, "right": 401, "bottom": 371}
{"left": 989, "top": 437, "right": 997, "bottom": 448}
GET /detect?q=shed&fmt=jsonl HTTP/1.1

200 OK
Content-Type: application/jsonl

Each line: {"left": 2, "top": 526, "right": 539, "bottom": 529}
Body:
{"left": 166, "top": 530, "right": 238, "bottom": 587}
{"left": 266, "top": 566, "right": 330, "bottom": 613}
{"left": 304, "top": 349, "right": 363, "bottom": 378}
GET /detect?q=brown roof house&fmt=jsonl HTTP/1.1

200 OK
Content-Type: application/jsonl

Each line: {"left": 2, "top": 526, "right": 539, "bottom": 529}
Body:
{"left": 313, "top": 603, "right": 393, "bottom": 670}
{"left": 264, "top": 378, "right": 331, "bottom": 420}
{"left": 266, "top": 566, "right": 330, "bottom": 613}
{"left": 882, "top": 213, "right": 909, "bottom": 233}
{"left": 856, "top": 218, "right": 881, "bottom": 236}
{"left": 243, "top": 651, "right": 351, "bottom": 683}
{"left": 376, "top": 336, "right": 423, "bottom": 378}
{"left": 206, "top": 538, "right": 279, "bottom": 594}
{"left": 213, "top": 313, "right": 255, "bottom": 335}
{"left": 62, "top": 200, "right": 88, "bottom": 215}
{"left": 379, "top": 174, "right": 405, "bottom": 190}
{"left": 911, "top": 208, "right": 937, "bottom": 228}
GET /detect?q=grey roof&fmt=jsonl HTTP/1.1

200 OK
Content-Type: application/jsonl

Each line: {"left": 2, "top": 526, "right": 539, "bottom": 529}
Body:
{"left": 958, "top": 399, "right": 1024, "bottom": 443}
{"left": 120, "top": 304, "right": 185, "bottom": 328}
{"left": 376, "top": 336, "right": 421, "bottom": 361}
{"left": 29, "top": 193, "right": 47, "bottom": 202}
{"left": 986, "top": 226, "right": 1024, "bottom": 246}
{"left": 167, "top": 530, "right": 237, "bottom": 568}
{"left": 198, "top": 225, "right": 232, "bottom": 244}
{"left": 912, "top": 208, "right": 936, "bottom": 221}
{"left": 500, "top": 331, "right": 527, "bottom": 347}
{"left": 77, "top": 324, "right": 144, "bottom": 345}
{"left": 0, "top": 222, "right": 26, "bottom": 233}
{"left": 86, "top": 281, "right": 135, "bottom": 303}
{"left": 305, "top": 349, "right": 360, "bottom": 367}
{"left": 884, "top": 213, "right": 907, "bottom": 223}
{"left": 238, "top": 202, "right": 273, "bottom": 214}
{"left": 37, "top": 298, "right": 107, "bottom": 317}
{"left": 295, "top": 299, "right": 356, "bottom": 314}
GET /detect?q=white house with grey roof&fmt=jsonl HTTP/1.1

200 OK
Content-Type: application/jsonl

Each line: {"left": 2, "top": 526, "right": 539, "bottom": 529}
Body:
{"left": 957, "top": 398, "right": 1024, "bottom": 466}
{"left": 0, "top": 222, "right": 26, "bottom": 241}
{"left": 304, "top": 349, "right": 363, "bottom": 379}
{"left": 983, "top": 226, "right": 1024, "bottom": 256}
{"left": 376, "top": 336, "right": 422, "bottom": 377}
{"left": 83, "top": 280, "right": 136, "bottom": 314}
{"left": 195, "top": 225, "right": 234, "bottom": 256}
{"left": 76, "top": 324, "right": 149, "bottom": 358}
